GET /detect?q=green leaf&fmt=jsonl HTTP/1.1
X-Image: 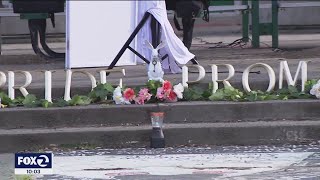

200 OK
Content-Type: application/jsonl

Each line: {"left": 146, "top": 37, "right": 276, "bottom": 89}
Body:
{"left": 209, "top": 91, "right": 225, "bottom": 101}
{"left": 223, "top": 87, "right": 243, "bottom": 101}
{"left": 277, "top": 88, "right": 290, "bottom": 95}
{"left": 146, "top": 80, "right": 162, "bottom": 95}
{"left": 246, "top": 91, "right": 258, "bottom": 102}
{"left": 183, "top": 88, "right": 194, "bottom": 101}
{"left": 0, "top": 91, "right": 12, "bottom": 105}
{"left": 40, "top": 100, "right": 53, "bottom": 108}
{"left": 264, "top": 94, "right": 279, "bottom": 100}
{"left": 89, "top": 83, "right": 115, "bottom": 102}
{"left": 69, "top": 95, "right": 92, "bottom": 106}
{"left": 183, "top": 86, "right": 205, "bottom": 101}
{"left": 55, "top": 98, "right": 69, "bottom": 107}
{"left": 22, "top": 94, "right": 40, "bottom": 108}
{"left": 305, "top": 79, "right": 318, "bottom": 93}
{"left": 202, "top": 89, "right": 212, "bottom": 99}
{"left": 288, "top": 85, "right": 299, "bottom": 94}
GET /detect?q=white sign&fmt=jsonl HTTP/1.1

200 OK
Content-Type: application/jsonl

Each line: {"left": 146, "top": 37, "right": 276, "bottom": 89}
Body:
{"left": 66, "top": 1, "right": 138, "bottom": 68}
{"left": 0, "top": 60, "right": 309, "bottom": 102}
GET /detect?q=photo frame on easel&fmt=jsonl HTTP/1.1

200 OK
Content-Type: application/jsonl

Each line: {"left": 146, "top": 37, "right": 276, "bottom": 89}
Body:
{"left": 66, "top": 1, "right": 138, "bottom": 68}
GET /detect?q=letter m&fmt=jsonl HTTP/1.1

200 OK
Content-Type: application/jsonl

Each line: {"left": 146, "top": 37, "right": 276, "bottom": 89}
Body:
{"left": 279, "top": 61, "right": 309, "bottom": 92}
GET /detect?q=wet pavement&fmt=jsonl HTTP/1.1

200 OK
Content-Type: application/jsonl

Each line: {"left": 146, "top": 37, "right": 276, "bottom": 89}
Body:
{"left": 1, "top": 145, "right": 320, "bottom": 180}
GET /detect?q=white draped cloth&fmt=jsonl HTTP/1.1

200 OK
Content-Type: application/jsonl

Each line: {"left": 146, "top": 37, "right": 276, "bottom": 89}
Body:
{"left": 137, "top": 1, "right": 195, "bottom": 73}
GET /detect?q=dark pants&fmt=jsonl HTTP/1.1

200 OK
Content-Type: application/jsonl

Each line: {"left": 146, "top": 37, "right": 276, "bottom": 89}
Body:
{"left": 182, "top": 17, "right": 195, "bottom": 50}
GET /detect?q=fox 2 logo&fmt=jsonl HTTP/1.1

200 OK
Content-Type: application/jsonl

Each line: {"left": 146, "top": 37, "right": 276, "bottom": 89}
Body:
{"left": 15, "top": 153, "right": 52, "bottom": 169}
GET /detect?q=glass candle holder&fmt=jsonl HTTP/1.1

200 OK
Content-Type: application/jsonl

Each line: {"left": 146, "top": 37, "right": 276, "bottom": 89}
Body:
{"left": 150, "top": 112, "right": 165, "bottom": 148}
{"left": 150, "top": 112, "right": 164, "bottom": 128}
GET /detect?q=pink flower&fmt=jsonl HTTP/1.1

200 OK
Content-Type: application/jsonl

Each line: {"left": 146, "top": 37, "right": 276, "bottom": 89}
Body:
{"left": 134, "top": 97, "right": 145, "bottom": 105}
{"left": 123, "top": 88, "right": 135, "bottom": 101}
{"left": 167, "top": 90, "right": 178, "bottom": 102}
{"left": 133, "top": 88, "right": 152, "bottom": 105}
{"left": 138, "top": 88, "right": 152, "bottom": 101}
{"left": 162, "top": 80, "right": 172, "bottom": 92}
{"left": 156, "top": 87, "right": 165, "bottom": 100}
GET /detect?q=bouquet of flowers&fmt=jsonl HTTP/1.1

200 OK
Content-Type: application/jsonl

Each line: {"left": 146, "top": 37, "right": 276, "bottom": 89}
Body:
{"left": 113, "top": 80, "right": 184, "bottom": 105}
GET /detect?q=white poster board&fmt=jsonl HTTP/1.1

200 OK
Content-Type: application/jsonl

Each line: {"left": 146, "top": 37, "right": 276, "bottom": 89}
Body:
{"left": 66, "top": 1, "right": 138, "bottom": 68}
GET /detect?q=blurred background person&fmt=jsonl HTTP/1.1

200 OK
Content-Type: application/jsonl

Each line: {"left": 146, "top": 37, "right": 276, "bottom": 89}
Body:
{"left": 166, "top": 0, "right": 210, "bottom": 50}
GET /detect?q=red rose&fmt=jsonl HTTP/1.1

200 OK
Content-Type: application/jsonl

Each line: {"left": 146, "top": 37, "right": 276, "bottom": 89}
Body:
{"left": 162, "top": 80, "right": 172, "bottom": 92}
{"left": 123, "top": 88, "right": 135, "bottom": 101}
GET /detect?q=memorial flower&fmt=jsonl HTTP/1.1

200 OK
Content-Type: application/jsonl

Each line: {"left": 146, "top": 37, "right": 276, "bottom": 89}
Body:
{"left": 156, "top": 87, "right": 165, "bottom": 100}
{"left": 162, "top": 80, "right": 172, "bottom": 92}
{"left": 310, "top": 80, "right": 320, "bottom": 99}
{"left": 123, "top": 88, "right": 136, "bottom": 101}
{"left": 0, "top": 104, "right": 6, "bottom": 108}
{"left": 153, "top": 81, "right": 180, "bottom": 102}
{"left": 167, "top": 90, "right": 178, "bottom": 102}
{"left": 134, "top": 88, "right": 152, "bottom": 105}
{"left": 138, "top": 88, "right": 152, "bottom": 101}
{"left": 173, "top": 83, "right": 184, "bottom": 99}
{"left": 113, "top": 86, "right": 130, "bottom": 105}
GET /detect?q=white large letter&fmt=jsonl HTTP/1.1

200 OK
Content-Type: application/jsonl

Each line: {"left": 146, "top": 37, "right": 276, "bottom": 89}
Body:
{"left": 64, "top": 70, "right": 97, "bottom": 101}
{"left": 0, "top": 71, "right": 6, "bottom": 88}
{"left": 210, "top": 64, "right": 235, "bottom": 93}
{"left": 242, "top": 63, "right": 276, "bottom": 93}
{"left": 182, "top": 65, "right": 206, "bottom": 88}
{"left": 99, "top": 69, "right": 125, "bottom": 88}
{"left": 44, "top": 71, "right": 53, "bottom": 102}
{"left": 8, "top": 71, "right": 32, "bottom": 100}
{"left": 279, "top": 61, "right": 308, "bottom": 92}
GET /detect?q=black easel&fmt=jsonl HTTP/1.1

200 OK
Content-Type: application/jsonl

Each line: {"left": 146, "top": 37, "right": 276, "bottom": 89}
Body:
{"left": 107, "top": 12, "right": 167, "bottom": 72}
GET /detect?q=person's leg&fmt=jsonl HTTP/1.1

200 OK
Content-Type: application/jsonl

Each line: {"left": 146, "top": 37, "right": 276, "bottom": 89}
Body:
{"left": 182, "top": 17, "right": 198, "bottom": 64}
{"left": 182, "top": 17, "right": 195, "bottom": 50}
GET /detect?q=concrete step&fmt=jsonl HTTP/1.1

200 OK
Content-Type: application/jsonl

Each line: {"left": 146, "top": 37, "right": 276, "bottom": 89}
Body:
{"left": 1, "top": 121, "right": 320, "bottom": 153}
{"left": 1, "top": 100, "right": 320, "bottom": 153}
{"left": 1, "top": 100, "right": 319, "bottom": 130}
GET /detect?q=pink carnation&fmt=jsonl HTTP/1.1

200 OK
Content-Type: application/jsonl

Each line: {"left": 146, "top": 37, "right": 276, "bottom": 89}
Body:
{"left": 133, "top": 88, "right": 152, "bottom": 105}
{"left": 134, "top": 97, "right": 145, "bottom": 105}
{"left": 138, "top": 88, "right": 152, "bottom": 101}
{"left": 156, "top": 87, "right": 165, "bottom": 100}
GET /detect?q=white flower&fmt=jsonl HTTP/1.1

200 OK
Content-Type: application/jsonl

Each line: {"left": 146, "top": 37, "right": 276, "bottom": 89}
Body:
{"left": 113, "top": 86, "right": 130, "bottom": 105}
{"left": 310, "top": 82, "right": 320, "bottom": 99}
{"left": 173, "top": 83, "right": 184, "bottom": 99}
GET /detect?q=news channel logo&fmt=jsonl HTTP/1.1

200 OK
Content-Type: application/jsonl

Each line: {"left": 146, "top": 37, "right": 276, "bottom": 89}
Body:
{"left": 15, "top": 153, "right": 53, "bottom": 175}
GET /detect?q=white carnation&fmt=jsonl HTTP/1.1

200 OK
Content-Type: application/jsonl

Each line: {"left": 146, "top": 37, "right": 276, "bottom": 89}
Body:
{"left": 173, "top": 83, "right": 184, "bottom": 99}
{"left": 310, "top": 83, "right": 320, "bottom": 99}
{"left": 113, "top": 86, "right": 130, "bottom": 105}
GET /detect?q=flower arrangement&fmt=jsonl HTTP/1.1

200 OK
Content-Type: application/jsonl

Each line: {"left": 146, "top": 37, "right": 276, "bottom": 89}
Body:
{"left": 1, "top": 79, "right": 320, "bottom": 109}
{"left": 114, "top": 80, "right": 184, "bottom": 105}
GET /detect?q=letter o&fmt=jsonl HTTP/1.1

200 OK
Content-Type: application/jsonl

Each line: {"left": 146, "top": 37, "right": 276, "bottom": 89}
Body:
{"left": 242, "top": 63, "right": 276, "bottom": 93}
{"left": 23, "top": 157, "right": 30, "bottom": 165}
